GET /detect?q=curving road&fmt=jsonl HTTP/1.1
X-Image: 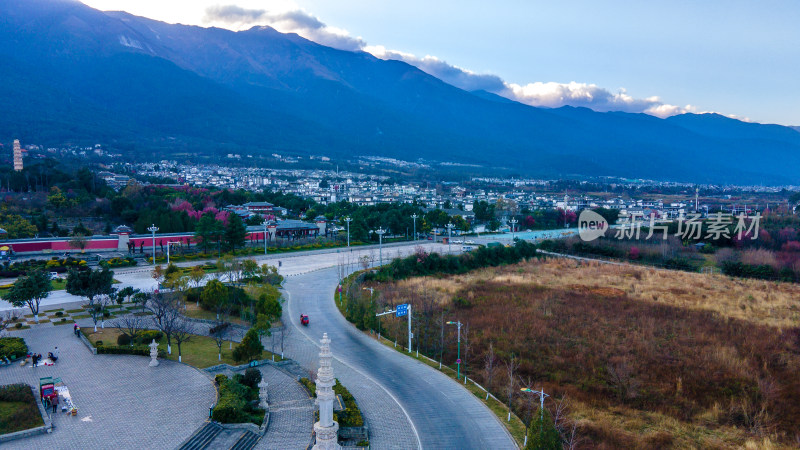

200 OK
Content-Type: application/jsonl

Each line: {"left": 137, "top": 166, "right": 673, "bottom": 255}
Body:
{"left": 281, "top": 266, "right": 517, "bottom": 449}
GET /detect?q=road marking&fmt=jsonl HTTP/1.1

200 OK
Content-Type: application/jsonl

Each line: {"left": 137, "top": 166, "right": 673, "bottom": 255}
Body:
{"left": 284, "top": 287, "right": 423, "bottom": 450}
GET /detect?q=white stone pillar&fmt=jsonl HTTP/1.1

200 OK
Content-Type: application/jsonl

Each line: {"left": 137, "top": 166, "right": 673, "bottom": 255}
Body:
{"left": 313, "top": 333, "right": 340, "bottom": 450}
{"left": 258, "top": 378, "right": 269, "bottom": 409}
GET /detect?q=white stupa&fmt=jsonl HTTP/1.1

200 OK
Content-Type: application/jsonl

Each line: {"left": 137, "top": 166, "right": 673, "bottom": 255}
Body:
{"left": 313, "top": 333, "right": 341, "bottom": 449}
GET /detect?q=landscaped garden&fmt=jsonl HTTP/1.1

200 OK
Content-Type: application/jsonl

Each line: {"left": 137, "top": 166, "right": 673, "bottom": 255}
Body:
{"left": 212, "top": 369, "right": 266, "bottom": 425}
{"left": 0, "top": 384, "right": 44, "bottom": 435}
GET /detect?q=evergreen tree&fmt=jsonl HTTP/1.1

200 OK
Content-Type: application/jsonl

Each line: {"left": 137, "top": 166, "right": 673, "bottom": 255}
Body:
{"left": 525, "top": 408, "right": 561, "bottom": 450}
{"left": 225, "top": 214, "right": 247, "bottom": 252}
{"left": 233, "top": 328, "right": 264, "bottom": 363}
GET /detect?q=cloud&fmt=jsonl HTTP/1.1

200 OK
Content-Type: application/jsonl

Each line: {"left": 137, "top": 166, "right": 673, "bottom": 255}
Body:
{"left": 205, "top": 4, "right": 728, "bottom": 119}
{"left": 204, "top": 4, "right": 364, "bottom": 51}
{"left": 365, "top": 45, "right": 506, "bottom": 93}
{"left": 500, "top": 82, "right": 695, "bottom": 117}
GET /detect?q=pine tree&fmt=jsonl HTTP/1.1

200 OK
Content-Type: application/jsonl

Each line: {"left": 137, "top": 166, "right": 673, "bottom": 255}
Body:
{"left": 225, "top": 214, "right": 247, "bottom": 252}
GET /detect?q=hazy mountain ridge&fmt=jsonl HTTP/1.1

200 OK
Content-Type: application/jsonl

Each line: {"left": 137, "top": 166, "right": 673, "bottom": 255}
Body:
{"left": 2, "top": 0, "right": 800, "bottom": 184}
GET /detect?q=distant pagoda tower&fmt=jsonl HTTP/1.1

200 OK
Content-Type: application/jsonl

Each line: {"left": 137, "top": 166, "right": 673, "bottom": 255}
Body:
{"left": 313, "top": 333, "right": 341, "bottom": 450}
{"left": 12, "top": 139, "right": 23, "bottom": 172}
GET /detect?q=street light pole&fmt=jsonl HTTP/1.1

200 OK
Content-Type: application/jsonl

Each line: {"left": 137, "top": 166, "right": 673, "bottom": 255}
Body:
{"left": 520, "top": 387, "right": 550, "bottom": 442}
{"left": 510, "top": 218, "right": 518, "bottom": 242}
{"left": 375, "top": 227, "right": 385, "bottom": 266}
{"left": 410, "top": 214, "right": 418, "bottom": 241}
{"left": 344, "top": 217, "right": 352, "bottom": 247}
{"left": 147, "top": 224, "right": 159, "bottom": 265}
{"left": 447, "top": 320, "right": 462, "bottom": 379}
{"left": 262, "top": 219, "right": 269, "bottom": 255}
{"left": 446, "top": 222, "right": 454, "bottom": 254}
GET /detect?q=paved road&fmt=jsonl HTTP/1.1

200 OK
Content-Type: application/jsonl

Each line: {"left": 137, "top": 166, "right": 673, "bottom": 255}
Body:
{"left": 282, "top": 268, "right": 516, "bottom": 450}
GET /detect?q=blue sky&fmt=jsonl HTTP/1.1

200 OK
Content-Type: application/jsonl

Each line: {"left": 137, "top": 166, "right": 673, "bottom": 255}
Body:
{"left": 82, "top": 1, "right": 800, "bottom": 125}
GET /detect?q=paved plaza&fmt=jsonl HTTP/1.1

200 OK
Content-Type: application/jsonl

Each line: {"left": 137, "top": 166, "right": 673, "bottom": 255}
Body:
{"left": 0, "top": 325, "right": 216, "bottom": 449}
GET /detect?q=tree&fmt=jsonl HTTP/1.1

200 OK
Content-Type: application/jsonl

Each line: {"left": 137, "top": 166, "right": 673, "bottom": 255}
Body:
{"left": 132, "top": 292, "right": 149, "bottom": 314}
{"left": 151, "top": 265, "right": 165, "bottom": 286}
{"left": 66, "top": 268, "right": 114, "bottom": 331}
{"left": 201, "top": 279, "right": 228, "bottom": 316}
{"left": 146, "top": 292, "right": 182, "bottom": 354}
{"left": 0, "top": 213, "right": 38, "bottom": 239}
{"left": 483, "top": 342, "right": 497, "bottom": 400}
{"left": 504, "top": 354, "right": 519, "bottom": 421}
{"left": 194, "top": 214, "right": 220, "bottom": 254}
{"left": 116, "top": 286, "right": 138, "bottom": 305}
{"left": 188, "top": 266, "right": 206, "bottom": 290}
{"left": 224, "top": 214, "right": 247, "bottom": 252}
{"left": 209, "top": 318, "right": 229, "bottom": 361}
{"left": 524, "top": 408, "right": 562, "bottom": 450}
{"left": 114, "top": 315, "right": 146, "bottom": 344}
{"left": 233, "top": 328, "right": 264, "bottom": 363}
{"left": 68, "top": 234, "right": 88, "bottom": 252}
{"left": 172, "top": 317, "right": 197, "bottom": 363}
{"left": 7, "top": 270, "right": 52, "bottom": 323}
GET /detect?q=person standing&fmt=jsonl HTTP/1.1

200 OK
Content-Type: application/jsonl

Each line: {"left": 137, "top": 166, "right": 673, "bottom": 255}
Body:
{"left": 73, "top": 323, "right": 79, "bottom": 336}
{"left": 31, "top": 353, "right": 38, "bottom": 367}
{"left": 50, "top": 394, "right": 58, "bottom": 414}
{"left": 54, "top": 347, "right": 59, "bottom": 359}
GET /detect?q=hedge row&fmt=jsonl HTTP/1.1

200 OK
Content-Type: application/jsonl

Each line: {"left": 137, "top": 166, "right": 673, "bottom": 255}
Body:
{"left": 0, "top": 337, "right": 28, "bottom": 360}
{"left": 96, "top": 344, "right": 165, "bottom": 357}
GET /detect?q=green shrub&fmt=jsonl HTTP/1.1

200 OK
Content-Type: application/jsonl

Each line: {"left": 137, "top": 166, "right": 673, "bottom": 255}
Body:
{"left": 215, "top": 374, "right": 228, "bottom": 385}
{"left": 96, "top": 345, "right": 165, "bottom": 357}
{"left": 117, "top": 334, "right": 132, "bottom": 346}
{"left": 55, "top": 311, "right": 64, "bottom": 317}
{"left": 212, "top": 376, "right": 264, "bottom": 425}
{"left": 241, "top": 368, "right": 262, "bottom": 389}
{"left": 0, "top": 337, "right": 28, "bottom": 359}
{"left": 95, "top": 341, "right": 104, "bottom": 346}
{"left": 14, "top": 322, "right": 22, "bottom": 329}
{"left": 136, "top": 330, "right": 163, "bottom": 344}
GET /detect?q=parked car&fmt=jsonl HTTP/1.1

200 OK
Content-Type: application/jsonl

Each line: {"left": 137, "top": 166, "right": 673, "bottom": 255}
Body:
{"left": 49, "top": 272, "right": 60, "bottom": 280}
{"left": 461, "top": 246, "right": 474, "bottom": 252}
{"left": 465, "top": 240, "right": 476, "bottom": 245}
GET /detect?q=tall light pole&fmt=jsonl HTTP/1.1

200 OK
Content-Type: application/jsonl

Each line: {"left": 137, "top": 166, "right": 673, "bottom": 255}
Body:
{"left": 446, "top": 222, "right": 454, "bottom": 254}
{"left": 262, "top": 219, "right": 269, "bottom": 255}
{"left": 509, "top": 217, "right": 518, "bottom": 242}
{"left": 344, "top": 217, "right": 352, "bottom": 247}
{"left": 447, "top": 320, "right": 463, "bottom": 379}
{"left": 375, "top": 227, "right": 385, "bottom": 266}
{"left": 410, "top": 214, "right": 418, "bottom": 241}
{"left": 147, "top": 224, "right": 159, "bottom": 265}
{"left": 520, "top": 387, "right": 550, "bottom": 447}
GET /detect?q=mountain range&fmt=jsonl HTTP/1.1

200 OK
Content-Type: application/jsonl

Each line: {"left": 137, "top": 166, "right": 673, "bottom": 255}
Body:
{"left": 2, "top": 0, "right": 800, "bottom": 184}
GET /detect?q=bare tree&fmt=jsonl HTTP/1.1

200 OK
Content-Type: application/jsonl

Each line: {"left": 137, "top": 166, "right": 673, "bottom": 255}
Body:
{"left": 359, "top": 254, "right": 371, "bottom": 271}
{"left": 146, "top": 292, "right": 181, "bottom": 354}
{"left": 209, "top": 319, "right": 229, "bottom": 362}
{"left": 277, "top": 323, "right": 291, "bottom": 358}
{"left": 483, "top": 342, "right": 497, "bottom": 400}
{"left": 172, "top": 317, "right": 198, "bottom": 363}
{"left": 114, "top": 315, "right": 146, "bottom": 343}
{"left": 504, "top": 354, "right": 519, "bottom": 422}
{"left": 85, "top": 294, "right": 114, "bottom": 332}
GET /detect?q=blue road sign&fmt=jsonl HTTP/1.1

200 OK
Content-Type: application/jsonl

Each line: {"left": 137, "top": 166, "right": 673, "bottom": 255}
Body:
{"left": 396, "top": 304, "right": 408, "bottom": 317}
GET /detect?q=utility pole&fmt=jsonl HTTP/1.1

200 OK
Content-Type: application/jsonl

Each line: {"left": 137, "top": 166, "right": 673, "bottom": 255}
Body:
{"left": 446, "top": 222, "right": 454, "bottom": 254}
{"left": 344, "top": 217, "right": 352, "bottom": 247}
{"left": 262, "top": 219, "right": 269, "bottom": 255}
{"left": 447, "top": 320, "right": 463, "bottom": 379}
{"left": 411, "top": 213, "right": 418, "bottom": 241}
{"left": 509, "top": 217, "right": 518, "bottom": 242}
{"left": 147, "top": 224, "right": 159, "bottom": 265}
{"left": 375, "top": 227, "right": 385, "bottom": 266}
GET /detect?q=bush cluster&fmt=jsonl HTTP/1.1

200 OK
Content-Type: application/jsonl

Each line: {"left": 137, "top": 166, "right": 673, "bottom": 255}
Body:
{"left": 212, "top": 374, "right": 265, "bottom": 425}
{"left": 96, "top": 345, "right": 165, "bottom": 357}
{"left": 135, "top": 330, "right": 163, "bottom": 344}
{"left": 0, "top": 337, "right": 28, "bottom": 360}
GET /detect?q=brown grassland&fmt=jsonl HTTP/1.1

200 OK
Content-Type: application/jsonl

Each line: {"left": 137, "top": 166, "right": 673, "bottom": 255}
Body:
{"left": 371, "top": 258, "right": 800, "bottom": 448}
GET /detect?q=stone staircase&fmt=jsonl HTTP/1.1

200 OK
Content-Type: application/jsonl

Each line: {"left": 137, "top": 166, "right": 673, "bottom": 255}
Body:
{"left": 178, "top": 422, "right": 222, "bottom": 450}
{"left": 230, "top": 430, "right": 260, "bottom": 450}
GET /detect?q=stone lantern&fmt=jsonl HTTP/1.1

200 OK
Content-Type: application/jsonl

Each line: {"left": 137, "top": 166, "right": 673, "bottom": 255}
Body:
{"left": 149, "top": 340, "right": 159, "bottom": 367}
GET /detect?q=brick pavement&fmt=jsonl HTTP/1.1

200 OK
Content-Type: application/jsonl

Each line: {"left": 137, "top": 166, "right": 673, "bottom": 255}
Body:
{"left": 0, "top": 324, "right": 216, "bottom": 450}
{"left": 255, "top": 364, "right": 314, "bottom": 450}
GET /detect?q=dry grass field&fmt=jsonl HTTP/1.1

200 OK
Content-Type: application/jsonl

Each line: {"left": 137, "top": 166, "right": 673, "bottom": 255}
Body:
{"left": 372, "top": 257, "right": 800, "bottom": 448}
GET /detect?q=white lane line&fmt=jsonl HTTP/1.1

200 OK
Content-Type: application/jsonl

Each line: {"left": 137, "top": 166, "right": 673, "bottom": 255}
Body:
{"left": 284, "top": 287, "right": 423, "bottom": 450}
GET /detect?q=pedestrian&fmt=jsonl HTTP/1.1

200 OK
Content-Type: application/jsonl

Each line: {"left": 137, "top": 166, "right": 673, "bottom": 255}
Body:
{"left": 73, "top": 323, "right": 79, "bottom": 336}
{"left": 31, "top": 353, "right": 38, "bottom": 367}
{"left": 51, "top": 394, "right": 58, "bottom": 414}
{"left": 54, "top": 347, "right": 59, "bottom": 359}
{"left": 278, "top": 260, "right": 282, "bottom": 267}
